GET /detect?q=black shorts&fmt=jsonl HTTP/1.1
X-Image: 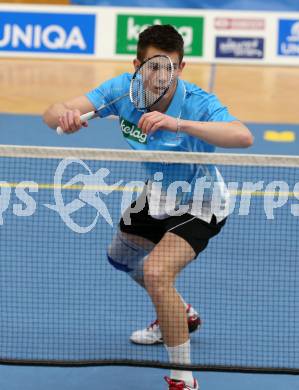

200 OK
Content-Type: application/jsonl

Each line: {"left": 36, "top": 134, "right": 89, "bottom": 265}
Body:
{"left": 119, "top": 199, "right": 226, "bottom": 257}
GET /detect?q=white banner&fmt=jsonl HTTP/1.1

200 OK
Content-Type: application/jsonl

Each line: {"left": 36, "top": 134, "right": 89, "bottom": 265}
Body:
{"left": 0, "top": 3, "right": 299, "bottom": 65}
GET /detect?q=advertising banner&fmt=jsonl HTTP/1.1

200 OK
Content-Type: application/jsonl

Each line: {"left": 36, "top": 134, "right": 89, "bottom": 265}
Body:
{"left": 0, "top": 11, "right": 96, "bottom": 54}
{"left": 116, "top": 14, "right": 204, "bottom": 57}
{"left": 215, "top": 37, "right": 264, "bottom": 59}
{"left": 278, "top": 19, "right": 299, "bottom": 56}
{"left": 1, "top": 4, "right": 299, "bottom": 65}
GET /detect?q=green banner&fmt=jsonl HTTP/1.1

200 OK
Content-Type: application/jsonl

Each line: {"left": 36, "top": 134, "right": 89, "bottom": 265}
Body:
{"left": 116, "top": 15, "right": 204, "bottom": 57}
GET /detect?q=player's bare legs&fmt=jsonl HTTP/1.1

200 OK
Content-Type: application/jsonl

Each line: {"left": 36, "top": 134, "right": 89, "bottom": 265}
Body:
{"left": 108, "top": 230, "right": 200, "bottom": 342}
{"left": 143, "top": 232, "right": 195, "bottom": 345}
{"left": 143, "top": 232, "right": 198, "bottom": 387}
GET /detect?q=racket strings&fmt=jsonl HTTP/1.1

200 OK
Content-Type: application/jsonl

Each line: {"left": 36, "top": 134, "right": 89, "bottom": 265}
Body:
{"left": 131, "top": 55, "right": 174, "bottom": 110}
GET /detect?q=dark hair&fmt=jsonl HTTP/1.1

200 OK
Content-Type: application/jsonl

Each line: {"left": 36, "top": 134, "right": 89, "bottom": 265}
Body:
{"left": 137, "top": 24, "right": 184, "bottom": 63}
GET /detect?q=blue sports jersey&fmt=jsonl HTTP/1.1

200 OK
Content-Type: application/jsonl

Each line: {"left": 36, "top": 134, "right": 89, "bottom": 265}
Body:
{"left": 86, "top": 73, "right": 237, "bottom": 222}
{"left": 86, "top": 73, "right": 236, "bottom": 152}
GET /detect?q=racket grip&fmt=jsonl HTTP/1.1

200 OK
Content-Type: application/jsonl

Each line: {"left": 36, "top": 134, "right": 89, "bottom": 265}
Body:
{"left": 56, "top": 111, "right": 98, "bottom": 135}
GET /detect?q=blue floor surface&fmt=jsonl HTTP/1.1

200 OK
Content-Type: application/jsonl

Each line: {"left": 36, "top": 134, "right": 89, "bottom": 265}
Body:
{"left": 1, "top": 365, "right": 298, "bottom": 390}
{"left": 0, "top": 113, "right": 298, "bottom": 155}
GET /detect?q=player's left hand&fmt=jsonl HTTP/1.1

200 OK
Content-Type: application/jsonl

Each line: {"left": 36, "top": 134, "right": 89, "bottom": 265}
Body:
{"left": 138, "top": 111, "right": 177, "bottom": 134}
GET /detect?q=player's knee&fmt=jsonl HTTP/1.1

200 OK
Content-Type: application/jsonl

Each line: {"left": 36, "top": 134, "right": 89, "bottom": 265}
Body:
{"left": 106, "top": 231, "right": 148, "bottom": 283}
{"left": 107, "top": 234, "right": 132, "bottom": 273}
{"left": 143, "top": 262, "right": 171, "bottom": 294}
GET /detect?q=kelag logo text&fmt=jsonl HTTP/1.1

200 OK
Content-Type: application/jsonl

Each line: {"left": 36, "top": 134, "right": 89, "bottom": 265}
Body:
{"left": 116, "top": 14, "right": 204, "bottom": 57}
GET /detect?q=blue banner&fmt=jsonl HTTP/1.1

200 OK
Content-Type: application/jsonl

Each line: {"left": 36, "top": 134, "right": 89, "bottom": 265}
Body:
{"left": 278, "top": 19, "right": 299, "bottom": 56}
{"left": 0, "top": 12, "right": 95, "bottom": 54}
{"left": 215, "top": 37, "right": 264, "bottom": 59}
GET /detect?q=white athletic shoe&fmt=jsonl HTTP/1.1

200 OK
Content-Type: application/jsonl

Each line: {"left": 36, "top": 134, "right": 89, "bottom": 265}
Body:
{"left": 130, "top": 304, "right": 201, "bottom": 345}
{"left": 164, "top": 376, "right": 199, "bottom": 390}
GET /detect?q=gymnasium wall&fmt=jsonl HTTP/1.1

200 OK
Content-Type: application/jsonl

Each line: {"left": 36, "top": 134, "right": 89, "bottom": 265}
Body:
{"left": 0, "top": 0, "right": 69, "bottom": 4}
{"left": 70, "top": 0, "right": 299, "bottom": 11}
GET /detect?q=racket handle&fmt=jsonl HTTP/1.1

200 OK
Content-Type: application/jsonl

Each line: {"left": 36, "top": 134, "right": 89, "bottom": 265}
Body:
{"left": 56, "top": 111, "right": 98, "bottom": 135}
{"left": 56, "top": 126, "right": 65, "bottom": 135}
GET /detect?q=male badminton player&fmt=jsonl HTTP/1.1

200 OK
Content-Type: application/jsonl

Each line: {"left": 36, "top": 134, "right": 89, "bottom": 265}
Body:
{"left": 43, "top": 25, "right": 253, "bottom": 390}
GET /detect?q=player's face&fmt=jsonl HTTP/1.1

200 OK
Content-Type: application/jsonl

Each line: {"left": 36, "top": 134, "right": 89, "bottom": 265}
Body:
{"left": 133, "top": 46, "right": 185, "bottom": 102}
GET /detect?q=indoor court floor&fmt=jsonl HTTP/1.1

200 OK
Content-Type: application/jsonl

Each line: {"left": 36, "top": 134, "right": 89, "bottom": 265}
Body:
{"left": 1, "top": 57, "right": 299, "bottom": 153}
{"left": 1, "top": 57, "right": 299, "bottom": 124}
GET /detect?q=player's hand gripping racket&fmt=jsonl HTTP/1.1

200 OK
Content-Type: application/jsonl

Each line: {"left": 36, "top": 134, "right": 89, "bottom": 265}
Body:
{"left": 57, "top": 54, "right": 175, "bottom": 135}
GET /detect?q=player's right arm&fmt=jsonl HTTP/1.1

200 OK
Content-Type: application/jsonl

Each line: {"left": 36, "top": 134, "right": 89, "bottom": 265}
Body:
{"left": 43, "top": 95, "right": 95, "bottom": 132}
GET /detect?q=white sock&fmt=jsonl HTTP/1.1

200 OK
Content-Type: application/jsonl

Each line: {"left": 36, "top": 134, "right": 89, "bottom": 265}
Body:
{"left": 166, "top": 339, "right": 195, "bottom": 387}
